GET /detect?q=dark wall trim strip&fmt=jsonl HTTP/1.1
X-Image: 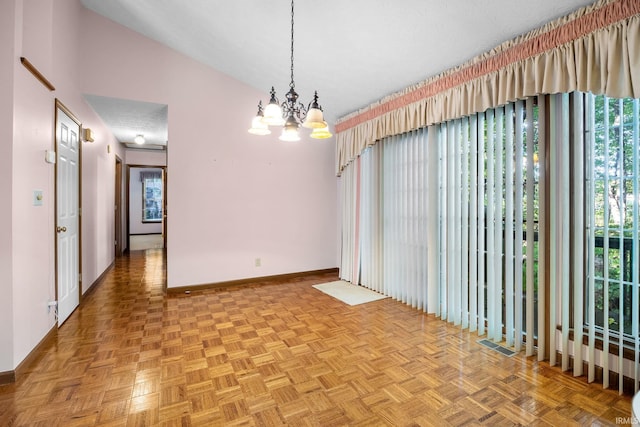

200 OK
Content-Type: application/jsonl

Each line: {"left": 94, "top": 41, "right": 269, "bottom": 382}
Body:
{"left": 167, "top": 267, "right": 339, "bottom": 295}
{"left": 0, "top": 325, "right": 59, "bottom": 385}
{"left": 20, "top": 57, "right": 55, "bottom": 91}
{"left": 82, "top": 260, "right": 115, "bottom": 298}
{"left": 2, "top": 260, "right": 115, "bottom": 385}
{"left": 0, "top": 370, "right": 15, "bottom": 385}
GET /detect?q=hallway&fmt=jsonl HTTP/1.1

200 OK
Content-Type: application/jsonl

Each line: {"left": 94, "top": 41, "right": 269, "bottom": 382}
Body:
{"left": 0, "top": 249, "right": 632, "bottom": 426}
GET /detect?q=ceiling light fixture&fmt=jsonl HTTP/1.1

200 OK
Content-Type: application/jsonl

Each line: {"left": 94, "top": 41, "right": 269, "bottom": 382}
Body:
{"left": 134, "top": 134, "right": 145, "bottom": 144}
{"left": 248, "top": 0, "right": 331, "bottom": 140}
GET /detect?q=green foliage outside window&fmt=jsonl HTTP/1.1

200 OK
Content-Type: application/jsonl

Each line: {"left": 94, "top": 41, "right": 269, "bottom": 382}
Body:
{"left": 589, "top": 96, "right": 639, "bottom": 335}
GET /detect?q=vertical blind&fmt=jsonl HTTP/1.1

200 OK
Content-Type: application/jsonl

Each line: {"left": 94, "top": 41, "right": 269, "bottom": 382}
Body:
{"left": 340, "top": 93, "right": 640, "bottom": 392}
{"left": 548, "top": 92, "right": 640, "bottom": 393}
{"left": 359, "top": 146, "right": 382, "bottom": 293}
{"left": 341, "top": 97, "right": 544, "bottom": 351}
{"left": 581, "top": 93, "right": 640, "bottom": 393}
{"left": 436, "top": 100, "right": 543, "bottom": 349}
{"left": 382, "top": 131, "right": 429, "bottom": 308}
{"left": 340, "top": 157, "right": 359, "bottom": 285}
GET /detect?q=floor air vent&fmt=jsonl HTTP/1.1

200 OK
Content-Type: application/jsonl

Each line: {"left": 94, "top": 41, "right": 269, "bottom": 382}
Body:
{"left": 477, "top": 339, "right": 516, "bottom": 357}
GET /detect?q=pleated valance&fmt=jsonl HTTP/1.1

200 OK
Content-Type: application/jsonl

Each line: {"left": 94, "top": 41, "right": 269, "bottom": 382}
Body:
{"left": 335, "top": 0, "right": 640, "bottom": 175}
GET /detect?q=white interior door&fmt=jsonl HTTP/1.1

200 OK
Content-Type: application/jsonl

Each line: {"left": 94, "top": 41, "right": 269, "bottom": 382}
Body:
{"left": 56, "top": 103, "right": 80, "bottom": 325}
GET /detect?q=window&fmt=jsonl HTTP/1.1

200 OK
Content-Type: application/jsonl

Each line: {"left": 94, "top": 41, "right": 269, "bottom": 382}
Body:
{"left": 141, "top": 171, "right": 163, "bottom": 223}
{"left": 341, "top": 93, "right": 640, "bottom": 389}
{"left": 585, "top": 94, "right": 640, "bottom": 340}
{"left": 343, "top": 98, "right": 543, "bottom": 351}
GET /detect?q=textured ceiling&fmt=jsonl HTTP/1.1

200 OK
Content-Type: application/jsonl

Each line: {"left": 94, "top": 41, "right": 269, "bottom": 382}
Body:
{"left": 84, "top": 95, "right": 168, "bottom": 150}
{"left": 80, "top": 0, "right": 596, "bottom": 147}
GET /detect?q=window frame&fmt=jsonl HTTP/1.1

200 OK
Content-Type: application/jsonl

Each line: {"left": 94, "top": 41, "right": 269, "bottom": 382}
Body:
{"left": 141, "top": 173, "right": 163, "bottom": 224}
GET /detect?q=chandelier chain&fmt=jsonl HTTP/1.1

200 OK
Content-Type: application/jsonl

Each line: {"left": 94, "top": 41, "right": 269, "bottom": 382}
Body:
{"left": 289, "top": 0, "right": 295, "bottom": 89}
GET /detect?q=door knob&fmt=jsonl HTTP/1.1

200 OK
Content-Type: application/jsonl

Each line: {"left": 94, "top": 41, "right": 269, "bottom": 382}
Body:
{"left": 56, "top": 226, "right": 67, "bottom": 233}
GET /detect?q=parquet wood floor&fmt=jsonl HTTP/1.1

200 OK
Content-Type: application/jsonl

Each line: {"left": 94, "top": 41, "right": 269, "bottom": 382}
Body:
{"left": 0, "top": 250, "right": 633, "bottom": 426}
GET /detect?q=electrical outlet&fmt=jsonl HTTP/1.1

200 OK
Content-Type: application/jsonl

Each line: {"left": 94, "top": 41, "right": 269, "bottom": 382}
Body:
{"left": 255, "top": 258, "right": 261, "bottom": 267}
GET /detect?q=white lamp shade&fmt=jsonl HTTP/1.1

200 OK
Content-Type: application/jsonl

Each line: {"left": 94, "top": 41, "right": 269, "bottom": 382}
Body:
{"left": 263, "top": 103, "right": 285, "bottom": 126}
{"left": 279, "top": 126, "right": 300, "bottom": 141}
{"left": 134, "top": 134, "right": 145, "bottom": 144}
{"left": 302, "top": 108, "right": 325, "bottom": 129}
{"left": 248, "top": 116, "right": 271, "bottom": 135}
{"left": 310, "top": 124, "right": 333, "bottom": 139}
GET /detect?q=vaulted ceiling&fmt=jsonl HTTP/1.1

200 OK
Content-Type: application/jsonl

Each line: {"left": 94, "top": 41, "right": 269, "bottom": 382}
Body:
{"left": 81, "top": 0, "right": 596, "bottom": 148}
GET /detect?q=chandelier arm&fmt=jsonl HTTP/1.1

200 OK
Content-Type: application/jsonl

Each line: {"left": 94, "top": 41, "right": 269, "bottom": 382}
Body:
{"left": 280, "top": 101, "right": 306, "bottom": 118}
{"left": 298, "top": 102, "right": 307, "bottom": 120}
{"left": 281, "top": 101, "right": 291, "bottom": 116}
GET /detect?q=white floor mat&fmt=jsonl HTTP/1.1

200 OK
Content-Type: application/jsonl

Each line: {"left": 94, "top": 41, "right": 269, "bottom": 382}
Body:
{"left": 312, "top": 280, "right": 389, "bottom": 306}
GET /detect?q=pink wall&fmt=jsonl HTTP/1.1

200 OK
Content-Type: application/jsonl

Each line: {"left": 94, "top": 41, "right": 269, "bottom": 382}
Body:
{"left": 11, "top": 0, "right": 59, "bottom": 372}
{"left": 49, "top": 1, "right": 124, "bottom": 292}
{"left": 0, "top": 0, "right": 17, "bottom": 373}
{"left": 2, "top": 0, "right": 124, "bottom": 372}
{"left": 1, "top": 0, "right": 337, "bottom": 374}
{"left": 79, "top": 9, "right": 338, "bottom": 288}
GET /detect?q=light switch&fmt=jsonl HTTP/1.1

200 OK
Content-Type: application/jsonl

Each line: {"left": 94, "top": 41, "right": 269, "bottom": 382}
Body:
{"left": 33, "top": 190, "right": 43, "bottom": 206}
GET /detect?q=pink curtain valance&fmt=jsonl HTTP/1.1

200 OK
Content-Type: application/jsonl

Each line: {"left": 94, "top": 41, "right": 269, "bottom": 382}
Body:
{"left": 335, "top": 0, "right": 640, "bottom": 175}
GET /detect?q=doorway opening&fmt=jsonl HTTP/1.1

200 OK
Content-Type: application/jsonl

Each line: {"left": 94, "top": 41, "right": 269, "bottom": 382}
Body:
{"left": 126, "top": 165, "right": 167, "bottom": 251}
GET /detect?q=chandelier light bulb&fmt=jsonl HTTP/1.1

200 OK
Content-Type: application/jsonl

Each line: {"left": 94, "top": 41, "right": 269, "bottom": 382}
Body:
{"left": 310, "top": 124, "right": 332, "bottom": 139}
{"left": 279, "top": 114, "right": 301, "bottom": 141}
{"left": 248, "top": 116, "right": 271, "bottom": 135}
{"left": 302, "top": 107, "right": 325, "bottom": 129}
{"left": 302, "top": 91, "right": 326, "bottom": 129}
{"left": 279, "top": 127, "right": 301, "bottom": 142}
{"left": 262, "top": 87, "right": 285, "bottom": 126}
{"left": 248, "top": 101, "right": 272, "bottom": 135}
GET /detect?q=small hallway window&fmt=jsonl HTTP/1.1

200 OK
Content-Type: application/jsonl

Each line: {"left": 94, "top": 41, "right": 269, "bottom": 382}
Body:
{"left": 141, "top": 171, "right": 163, "bottom": 223}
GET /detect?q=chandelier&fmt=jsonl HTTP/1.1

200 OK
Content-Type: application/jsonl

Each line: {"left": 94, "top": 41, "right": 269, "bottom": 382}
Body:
{"left": 248, "top": 0, "right": 332, "bottom": 140}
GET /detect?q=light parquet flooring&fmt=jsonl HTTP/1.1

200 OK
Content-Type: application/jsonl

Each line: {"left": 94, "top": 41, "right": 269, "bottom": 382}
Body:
{"left": 0, "top": 250, "right": 633, "bottom": 426}
{"left": 130, "top": 235, "right": 164, "bottom": 251}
